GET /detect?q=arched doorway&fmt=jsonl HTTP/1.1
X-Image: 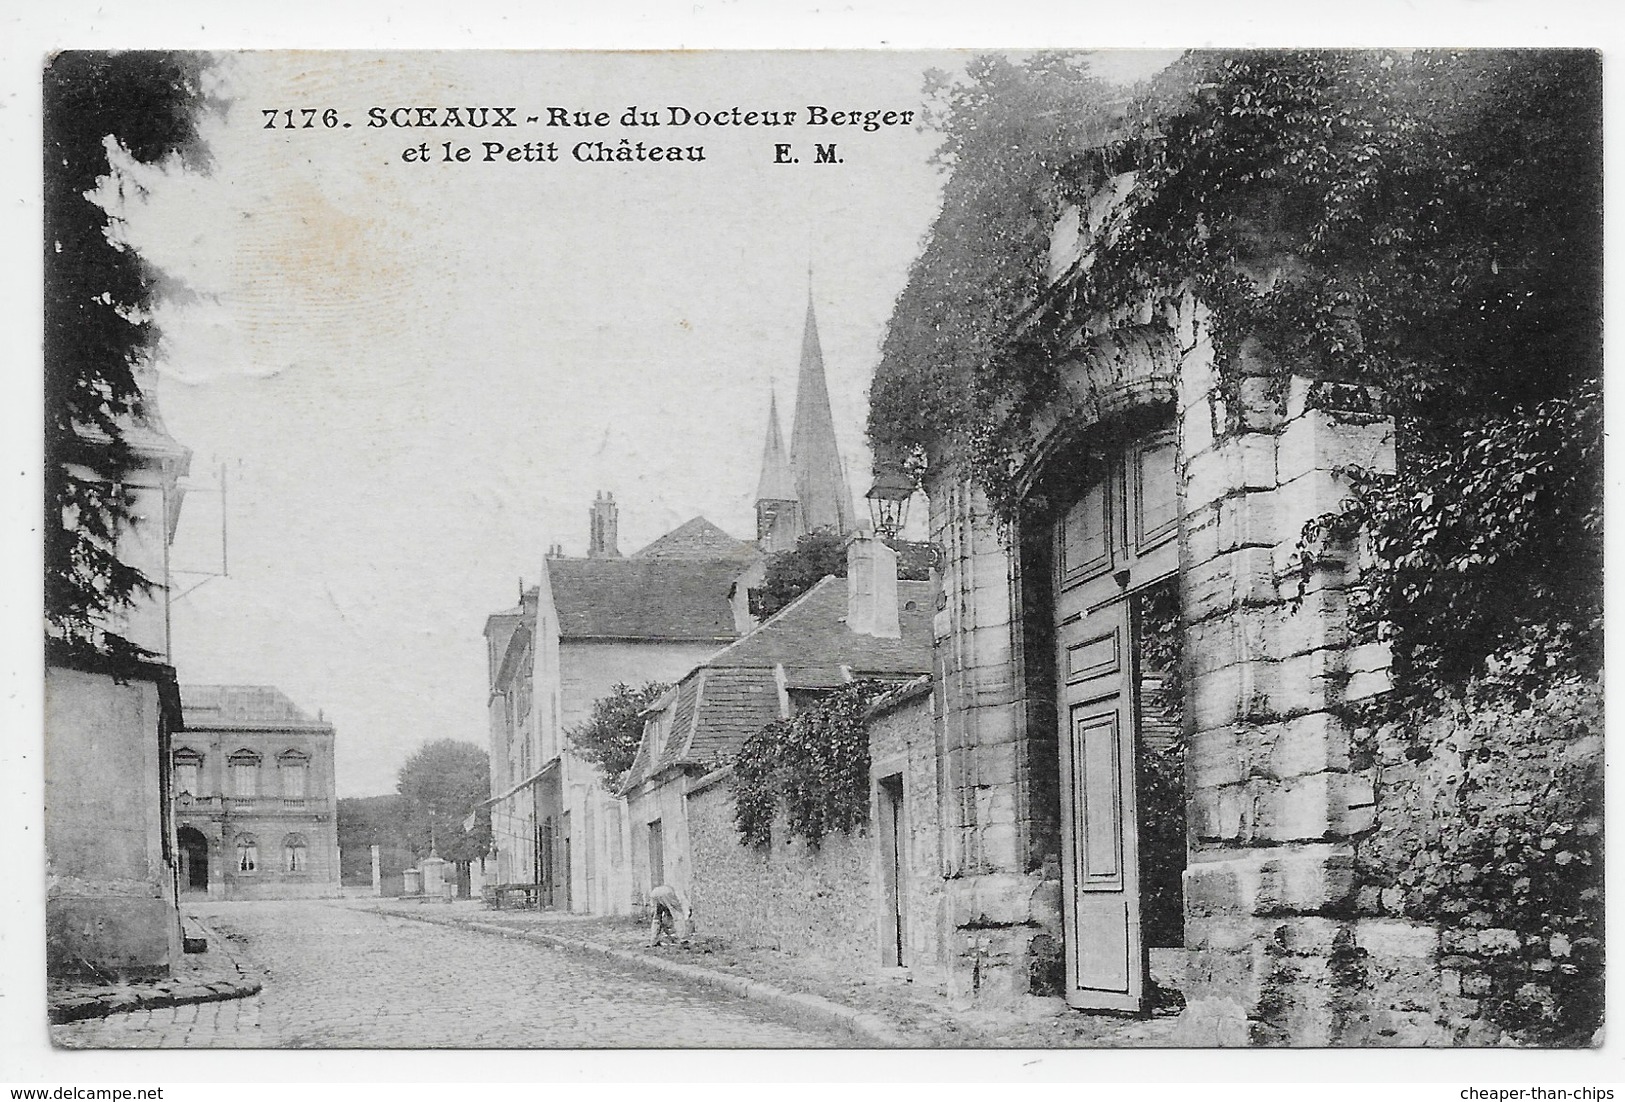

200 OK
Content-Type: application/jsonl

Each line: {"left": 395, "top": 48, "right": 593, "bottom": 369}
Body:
{"left": 177, "top": 826, "right": 210, "bottom": 892}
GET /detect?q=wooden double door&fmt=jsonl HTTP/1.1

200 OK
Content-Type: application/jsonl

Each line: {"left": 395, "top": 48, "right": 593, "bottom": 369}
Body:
{"left": 1053, "top": 428, "right": 1179, "bottom": 1012}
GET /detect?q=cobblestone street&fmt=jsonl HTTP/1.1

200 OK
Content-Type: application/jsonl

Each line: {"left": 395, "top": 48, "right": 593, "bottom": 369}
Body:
{"left": 50, "top": 900, "right": 846, "bottom": 1048}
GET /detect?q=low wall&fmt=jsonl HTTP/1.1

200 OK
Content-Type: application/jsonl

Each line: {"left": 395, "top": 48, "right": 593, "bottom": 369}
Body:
{"left": 686, "top": 776, "right": 877, "bottom": 976}
{"left": 1349, "top": 674, "right": 1604, "bottom": 1046}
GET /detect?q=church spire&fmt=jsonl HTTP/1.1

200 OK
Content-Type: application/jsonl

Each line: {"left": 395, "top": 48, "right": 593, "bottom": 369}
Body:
{"left": 788, "top": 293, "right": 857, "bottom": 534}
{"left": 754, "top": 388, "right": 800, "bottom": 552}
{"left": 756, "top": 388, "right": 795, "bottom": 503}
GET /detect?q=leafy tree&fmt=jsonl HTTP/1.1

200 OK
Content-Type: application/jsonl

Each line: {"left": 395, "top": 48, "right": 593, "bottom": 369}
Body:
{"left": 44, "top": 51, "right": 214, "bottom": 662}
{"left": 870, "top": 52, "right": 1121, "bottom": 464}
{"left": 567, "top": 681, "right": 670, "bottom": 787}
{"left": 748, "top": 529, "right": 933, "bottom": 621}
{"left": 335, "top": 794, "right": 408, "bottom": 884}
{"left": 749, "top": 529, "right": 847, "bottom": 620}
{"left": 396, "top": 739, "right": 491, "bottom": 862}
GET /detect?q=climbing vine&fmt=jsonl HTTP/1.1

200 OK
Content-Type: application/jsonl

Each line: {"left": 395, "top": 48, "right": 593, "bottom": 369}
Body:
{"left": 870, "top": 48, "right": 1602, "bottom": 691}
{"left": 731, "top": 680, "right": 887, "bottom": 849}
{"left": 1307, "top": 379, "right": 1603, "bottom": 706}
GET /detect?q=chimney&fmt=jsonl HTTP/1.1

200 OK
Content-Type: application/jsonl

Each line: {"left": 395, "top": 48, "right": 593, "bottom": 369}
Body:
{"left": 846, "top": 532, "right": 900, "bottom": 639}
{"left": 588, "top": 492, "right": 620, "bottom": 558}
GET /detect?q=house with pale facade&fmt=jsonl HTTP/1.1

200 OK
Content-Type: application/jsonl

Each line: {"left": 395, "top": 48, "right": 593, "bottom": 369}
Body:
{"left": 484, "top": 497, "right": 756, "bottom": 914}
{"left": 172, "top": 685, "right": 341, "bottom": 899}
{"left": 484, "top": 293, "right": 865, "bottom": 916}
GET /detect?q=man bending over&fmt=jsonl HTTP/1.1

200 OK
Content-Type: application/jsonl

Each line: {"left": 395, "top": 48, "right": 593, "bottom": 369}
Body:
{"left": 648, "top": 883, "right": 694, "bottom": 947}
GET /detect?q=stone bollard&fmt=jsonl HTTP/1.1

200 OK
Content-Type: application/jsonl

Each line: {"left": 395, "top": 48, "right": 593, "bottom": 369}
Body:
{"left": 420, "top": 855, "right": 449, "bottom": 901}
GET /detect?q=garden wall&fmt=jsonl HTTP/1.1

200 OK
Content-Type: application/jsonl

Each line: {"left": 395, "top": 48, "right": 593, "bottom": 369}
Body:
{"left": 1350, "top": 674, "right": 1603, "bottom": 1045}
{"left": 685, "top": 773, "right": 877, "bottom": 976}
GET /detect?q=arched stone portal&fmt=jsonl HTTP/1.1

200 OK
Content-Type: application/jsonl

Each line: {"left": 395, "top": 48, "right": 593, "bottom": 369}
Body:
{"left": 924, "top": 304, "right": 1406, "bottom": 1040}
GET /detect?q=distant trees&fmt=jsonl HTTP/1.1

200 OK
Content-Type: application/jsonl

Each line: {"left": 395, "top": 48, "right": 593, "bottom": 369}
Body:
{"left": 43, "top": 51, "right": 214, "bottom": 662}
{"left": 395, "top": 739, "right": 491, "bottom": 862}
{"left": 568, "top": 681, "right": 670, "bottom": 788}
{"left": 335, "top": 794, "right": 408, "bottom": 885}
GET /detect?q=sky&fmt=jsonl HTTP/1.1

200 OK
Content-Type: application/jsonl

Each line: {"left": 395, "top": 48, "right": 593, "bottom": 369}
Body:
{"left": 111, "top": 50, "right": 1168, "bottom": 796}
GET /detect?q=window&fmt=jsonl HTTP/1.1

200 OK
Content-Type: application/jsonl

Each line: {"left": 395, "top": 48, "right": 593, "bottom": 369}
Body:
{"left": 229, "top": 749, "right": 261, "bottom": 797}
{"left": 172, "top": 747, "right": 203, "bottom": 796}
{"left": 278, "top": 749, "right": 310, "bottom": 798}
{"left": 235, "top": 833, "right": 259, "bottom": 873}
{"left": 284, "top": 833, "right": 308, "bottom": 872}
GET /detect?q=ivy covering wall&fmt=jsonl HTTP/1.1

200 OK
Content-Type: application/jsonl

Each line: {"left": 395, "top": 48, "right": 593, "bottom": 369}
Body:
{"left": 731, "top": 681, "right": 885, "bottom": 849}
{"left": 869, "top": 48, "right": 1602, "bottom": 699}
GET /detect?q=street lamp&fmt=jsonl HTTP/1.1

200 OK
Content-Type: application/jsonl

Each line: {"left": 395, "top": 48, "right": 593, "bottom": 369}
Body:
{"left": 865, "top": 459, "right": 915, "bottom": 540}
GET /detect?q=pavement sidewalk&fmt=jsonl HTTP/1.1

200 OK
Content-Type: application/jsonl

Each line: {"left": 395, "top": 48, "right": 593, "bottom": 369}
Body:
{"left": 358, "top": 897, "right": 1181, "bottom": 1047}
{"left": 47, "top": 913, "right": 263, "bottom": 1024}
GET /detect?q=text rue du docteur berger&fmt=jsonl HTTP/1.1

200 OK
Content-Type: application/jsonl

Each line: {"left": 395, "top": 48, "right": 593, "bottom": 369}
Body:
{"left": 262, "top": 104, "right": 919, "bottom": 165}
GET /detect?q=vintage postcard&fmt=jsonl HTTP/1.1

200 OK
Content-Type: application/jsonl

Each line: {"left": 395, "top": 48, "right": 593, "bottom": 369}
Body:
{"left": 32, "top": 44, "right": 1604, "bottom": 1066}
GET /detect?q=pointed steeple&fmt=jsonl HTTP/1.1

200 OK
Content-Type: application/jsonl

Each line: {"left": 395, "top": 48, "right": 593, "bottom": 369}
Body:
{"left": 788, "top": 293, "right": 857, "bottom": 534}
{"left": 756, "top": 389, "right": 796, "bottom": 503}
{"left": 755, "top": 388, "right": 800, "bottom": 552}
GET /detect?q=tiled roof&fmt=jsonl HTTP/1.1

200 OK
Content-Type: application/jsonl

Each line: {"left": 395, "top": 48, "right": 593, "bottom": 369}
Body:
{"left": 180, "top": 685, "right": 328, "bottom": 729}
{"left": 633, "top": 517, "right": 759, "bottom": 561}
{"left": 685, "top": 668, "right": 782, "bottom": 767}
{"left": 633, "top": 667, "right": 783, "bottom": 786}
{"left": 706, "top": 575, "right": 934, "bottom": 675}
{"left": 546, "top": 556, "right": 745, "bottom": 641}
{"left": 622, "top": 574, "right": 934, "bottom": 789}
{"left": 669, "top": 676, "right": 701, "bottom": 751}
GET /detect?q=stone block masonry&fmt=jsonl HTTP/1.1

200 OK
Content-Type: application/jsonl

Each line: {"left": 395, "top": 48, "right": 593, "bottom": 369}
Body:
{"left": 1176, "top": 335, "right": 1404, "bottom": 1044}
{"left": 883, "top": 304, "right": 1595, "bottom": 1044}
{"left": 922, "top": 475, "right": 1064, "bottom": 1005}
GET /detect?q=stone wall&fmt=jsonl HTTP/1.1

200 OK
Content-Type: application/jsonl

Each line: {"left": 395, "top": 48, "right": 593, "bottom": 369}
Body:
{"left": 867, "top": 684, "right": 949, "bottom": 978}
{"left": 1350, "top": 676, "right": 1604, "bottom": 1045}
{"left": 923, "top": 476, "right": 1064, "bottom": 1004}
{"left": 685, "top": 774, "right": 877, "bottom": 977}
{"left": 45, "top": 667, "right": 181, "bottom": 979}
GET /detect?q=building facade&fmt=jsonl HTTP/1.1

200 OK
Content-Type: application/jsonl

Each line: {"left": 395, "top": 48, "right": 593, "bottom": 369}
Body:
{"left": 862, "top": 113, "right": 1601, "bottom": 1044}
{"left": 485, "top": 499, "right": 753, "bottom": 914}
{"left": 172, "top": 685, "right": 341, "bottom": 900}
{"left": 620, "top": 537, "right": 933, "bottom": 927}
{"left": 45, "top": 408, "right": 190, "bottom": 980}
{"left": 485, "top": 295, "right": 866, "bottom": 916}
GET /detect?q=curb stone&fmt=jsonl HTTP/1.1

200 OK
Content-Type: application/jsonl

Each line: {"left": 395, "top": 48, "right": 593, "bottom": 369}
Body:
{"left": 363, "top": 904, "right": 911, "bottom": 1047}
{"left": 48, "top": 915, "right": 264, "bottom": 1025}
